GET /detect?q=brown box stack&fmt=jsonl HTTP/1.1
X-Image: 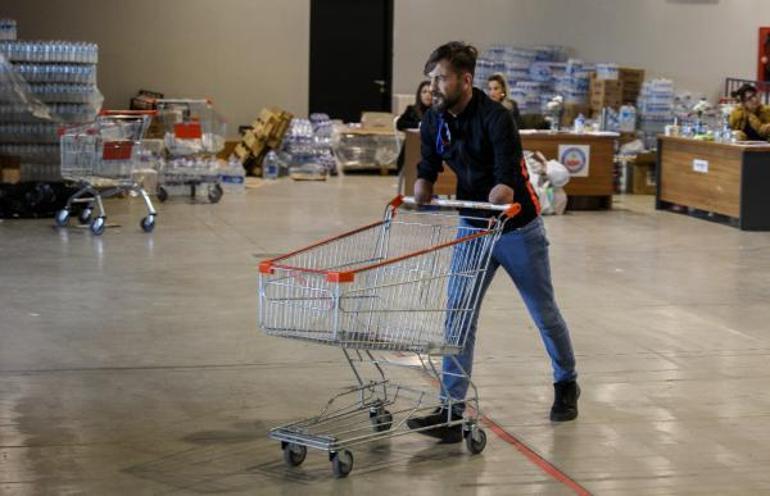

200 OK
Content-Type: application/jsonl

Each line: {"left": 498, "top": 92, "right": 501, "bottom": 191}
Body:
{"left": 618, "top": 67, "right": 645, "bottom": 105}
{"left": 590, "top": 79, "right": 623, "bottom": 115}
{"left": 629, "top": 152, "right": 656, "bottom": 194}
{"left": 235, "top": 107, "right": 293, "bottom": 176}
{"left": 561, "top": 103, "right": 591, "bottom": 127}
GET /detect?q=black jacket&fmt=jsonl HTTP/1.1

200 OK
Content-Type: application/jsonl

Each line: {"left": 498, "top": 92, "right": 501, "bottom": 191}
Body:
{"left": 396, "top": 105, "right": 424, "bottom": 170}
{"left": 417, "top": 87, "right": 540, "bottom": 229}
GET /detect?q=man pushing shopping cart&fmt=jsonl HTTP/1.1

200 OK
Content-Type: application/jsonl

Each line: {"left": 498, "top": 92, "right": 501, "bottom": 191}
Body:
{"left": 407, "top": 41, "right": 580, "bottom": 442}
{"left": 257, "top": 41, "right": 579, "bottom": 478}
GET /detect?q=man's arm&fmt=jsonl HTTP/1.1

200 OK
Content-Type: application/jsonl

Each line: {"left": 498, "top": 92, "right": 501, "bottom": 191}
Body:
{"left": 415, "top": 113, "right": 443, "bottom": 204}
{"left": 488, "top": 109, "right": 521, "bottom": 204}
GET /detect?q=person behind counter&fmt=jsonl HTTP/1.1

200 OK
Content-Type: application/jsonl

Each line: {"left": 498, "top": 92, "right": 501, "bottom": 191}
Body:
{"left": 396, "top": 80, "right": 432, "bottom": 170}
{"left": 728, "top": 84, "right": 770, "bottom": 141}
{"left": 486, "top": 73, "right": 522, "bottom": 128}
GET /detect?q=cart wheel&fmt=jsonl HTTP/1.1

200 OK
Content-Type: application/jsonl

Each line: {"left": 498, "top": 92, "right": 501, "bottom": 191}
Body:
{"left": 331, "top": 449, "right": 353, "bottom": 478}
{"left": 282, "top": 443, "right": 307, "bottom": 467}
{"left": 140, "top": 214, "right": 156, "bottom": 233}
{"left": 78, "top": 207, "right": 93, "bottom": 225}
{"left": 54, "top": 209, "right": 70, "bottom": 227}
{"left": 464, "top": 427, "right": 487, "bottom": 455}
{"left": 157, "top": 187, "right": 168, "bottom": 203}
{"left": 370, "top": 409, "right": 393, "bottom": 432}
{"left": 208, "top": 184, "right": 223, "bottom": 204}
{"left": 90, "top": 216, "right": 106, "bottom": 235}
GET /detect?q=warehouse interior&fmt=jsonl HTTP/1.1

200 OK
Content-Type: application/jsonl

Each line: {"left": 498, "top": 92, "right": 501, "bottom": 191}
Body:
{"left": 2, "top": 1, "right": 770, "bottom": 495}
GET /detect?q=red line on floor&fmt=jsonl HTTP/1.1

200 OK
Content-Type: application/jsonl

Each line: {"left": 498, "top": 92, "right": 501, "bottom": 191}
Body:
{"left": 478, "top": 413, "right": 592, "bottom": 496}
{"left": 413, "top": 366, "right": 591, "bottom": 495}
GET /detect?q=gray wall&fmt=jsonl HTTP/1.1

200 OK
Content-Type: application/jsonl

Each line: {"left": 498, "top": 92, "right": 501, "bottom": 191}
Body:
{"left": 394, "top": 0, "right": 770, "bottom": 100}
{"left": 4, "top": 0, "right": 770, "bottom": 129}
{"left": 2, "top": 0, "right": 309, "bottom": 135}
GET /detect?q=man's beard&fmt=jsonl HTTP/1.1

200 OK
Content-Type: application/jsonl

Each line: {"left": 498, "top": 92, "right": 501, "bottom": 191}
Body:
{"left": 432, "top": 90, "right": 460, "bottom": 112}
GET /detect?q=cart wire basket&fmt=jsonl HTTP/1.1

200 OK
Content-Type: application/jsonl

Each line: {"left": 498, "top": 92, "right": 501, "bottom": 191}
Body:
{"left": 154, "top": 98, "right": 225, "bottom": 204}
{"left": 258, "top": 195, "right": 521, "bottom": 477}
{"left": 54, "top": 110, "right": 158, "bottom": 235}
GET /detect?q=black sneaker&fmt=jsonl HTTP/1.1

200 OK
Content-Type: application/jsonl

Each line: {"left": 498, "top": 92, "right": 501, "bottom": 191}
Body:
{"left": 550, "top": 380, "right": 580, "bottom": 422}
{"left": 406, "top": 406, "right": 464, "bottom": 443}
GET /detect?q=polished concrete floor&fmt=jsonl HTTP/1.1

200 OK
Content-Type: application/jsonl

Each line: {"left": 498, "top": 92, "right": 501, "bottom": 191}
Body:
{"left": 2, "top": 176, "right": 770, "bottom": 495}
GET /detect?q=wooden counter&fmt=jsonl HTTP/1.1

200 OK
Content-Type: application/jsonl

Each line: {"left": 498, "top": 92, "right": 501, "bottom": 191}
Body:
{"left": 520, "top": 131, "right": 617, "bottom": 209}
{"left": 656, "top": 136, "right": 770, "bottom": 230}
{"left": 401, "top": 129, "right": 617, "bottom": 210}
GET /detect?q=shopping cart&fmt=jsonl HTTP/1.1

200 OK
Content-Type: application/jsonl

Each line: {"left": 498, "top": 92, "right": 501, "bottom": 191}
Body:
{"left": 153, "top": 98, "right": 225, "bottom": 203}
{"left": 258, "top": 196, "right": 521, "bottom": 477}
{"left": 54, "top": 110, "right": 158, "bottom": 235}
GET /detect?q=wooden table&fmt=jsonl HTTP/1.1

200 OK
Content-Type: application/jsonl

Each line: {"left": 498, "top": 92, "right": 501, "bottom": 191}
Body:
{"left": 401, "top": 130, "right": 617, "bottom": 210}
{"left": 656, "top": 136, "right": 770, "bottom": 230}
{"left": 519, "top": 131, "right": 617, "bottom": 209}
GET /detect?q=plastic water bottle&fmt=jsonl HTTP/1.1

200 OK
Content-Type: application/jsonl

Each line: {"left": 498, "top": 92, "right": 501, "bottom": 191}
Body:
{"left": 573, "top": 113, "right": 586, "bottom": 133}
{"left": 618, "top": 105, "right": 637, "bottom": 133}
{"left": 219, "top": 155, "right": 245, "bottom": 192}
{"left": 263, "top": 150, "right": 279, "bottom": 180}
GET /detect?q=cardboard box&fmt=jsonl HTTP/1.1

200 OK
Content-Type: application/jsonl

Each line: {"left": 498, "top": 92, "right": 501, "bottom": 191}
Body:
{"left": 562, "top": 103, "right": 590, "bottom": 127}
{"left": 0, "top": 157, "right": 21, "bottom": 184}
{"left": 629, "top": 152, "right": 656, "bottom": 194}
{"left": 234, "top": 107, "right": 293, "bottom": 175}
{"left": 618, "top": 67, "right": 645, "bottom": 85}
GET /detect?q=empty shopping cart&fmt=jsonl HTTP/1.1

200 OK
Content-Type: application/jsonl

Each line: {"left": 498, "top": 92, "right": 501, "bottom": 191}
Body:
{"left": 55, "top": 110, "right": 158, "bottom": 235}
{"left": 258, "top": 196, "right": 521, "bottom": 477}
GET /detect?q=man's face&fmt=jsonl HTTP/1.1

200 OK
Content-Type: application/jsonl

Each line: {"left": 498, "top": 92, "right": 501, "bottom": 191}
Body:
{"left": 428, "top": 60, "right": 468, "bottom": 112}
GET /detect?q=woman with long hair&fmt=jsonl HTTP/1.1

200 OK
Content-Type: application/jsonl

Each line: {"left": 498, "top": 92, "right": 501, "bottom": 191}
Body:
{"left": 395, "top": 80, "right": 432, "bottom": 170}
{"left": 487, "top": 73, "right": 522, "bottom": 128}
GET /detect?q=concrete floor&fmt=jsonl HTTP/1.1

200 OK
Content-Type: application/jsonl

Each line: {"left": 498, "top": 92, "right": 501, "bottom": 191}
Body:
{"left": 2, "top": 176, "right": 770, "bottom": 495}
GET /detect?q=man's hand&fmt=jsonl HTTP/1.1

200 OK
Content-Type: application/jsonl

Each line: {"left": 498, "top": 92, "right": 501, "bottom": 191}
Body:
{"left": 414, "top": 178, "right": 434, "bottom": 205}
{"left": 488, "top": 184, "right": 514, "bottom": 205}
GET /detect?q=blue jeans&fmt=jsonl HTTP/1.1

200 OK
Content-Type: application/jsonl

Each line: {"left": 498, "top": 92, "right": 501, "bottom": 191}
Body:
{"left": 441, "top": 216, "right": 577, "bottom": 405}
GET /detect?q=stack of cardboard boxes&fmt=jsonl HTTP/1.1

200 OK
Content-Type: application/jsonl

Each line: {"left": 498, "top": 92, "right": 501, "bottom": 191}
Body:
{"left": 589, "top": 67, "right": 645, "bottom": 117}
{"left": 233, "top": 108, "right": 293, "bottom": 176}
{"left": 618, "top": 67, "right": 645, "bottom": 106}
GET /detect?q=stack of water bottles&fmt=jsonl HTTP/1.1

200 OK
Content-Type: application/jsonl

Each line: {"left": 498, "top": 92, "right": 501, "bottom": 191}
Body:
{"left": 637, "top": 79, "right": 675, "bottom": 147}
{"left": 0, "top": 19, "right": 16, "bottom": 41}
{"left": 474, "top": 44, "right": 594, "bottom": 116}
{"left": 274, "top": 115, "right": 336, "bottom": 181}
{"left": 0, "top": 22, "right": 102, "bottom": 182}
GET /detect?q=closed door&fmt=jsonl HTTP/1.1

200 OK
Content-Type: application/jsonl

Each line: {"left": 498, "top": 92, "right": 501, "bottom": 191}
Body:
{"left": 309, "top": 0, "right": 393, "bottom": 122}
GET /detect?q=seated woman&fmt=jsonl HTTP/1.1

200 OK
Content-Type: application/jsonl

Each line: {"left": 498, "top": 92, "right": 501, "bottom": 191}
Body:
{"left": 395, "top": 80, "right": 432, "bottom": 171}
{"left": 729, "top": 84, "right": 770, "bottom": 141}
{"left": 486, "top": 73, "right": 523, "bottom": 128}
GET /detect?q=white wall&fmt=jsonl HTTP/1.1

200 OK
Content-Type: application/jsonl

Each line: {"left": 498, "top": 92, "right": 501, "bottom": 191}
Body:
{"left": 2, "top": 0, "right": 309, "bottom": 136}
{"left": 4, "top": 0, "right": 770, "bottom": 127}
{"left": 394, "top": 0, "right": 770, "bottom": 101}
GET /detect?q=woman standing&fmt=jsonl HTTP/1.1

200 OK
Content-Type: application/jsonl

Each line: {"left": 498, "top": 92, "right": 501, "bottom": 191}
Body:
{"left": 487, "top": 73, "right": 522, "bottom": 128}
{"left": 396, "top": 80, "right": 432, "bottom": 170}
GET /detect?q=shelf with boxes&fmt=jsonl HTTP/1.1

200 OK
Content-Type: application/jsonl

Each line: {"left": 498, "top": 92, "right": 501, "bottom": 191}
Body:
{"left": 0, "top": 26, "right": 102, "bottom": 183}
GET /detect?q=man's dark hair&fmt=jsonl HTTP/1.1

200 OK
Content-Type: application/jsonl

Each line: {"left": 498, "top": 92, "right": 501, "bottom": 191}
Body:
{"left": 424, "top": 41, "right": 478, "bottom": 77}
{"left": 731, "top": 83, "right": 758, "bottom": 102}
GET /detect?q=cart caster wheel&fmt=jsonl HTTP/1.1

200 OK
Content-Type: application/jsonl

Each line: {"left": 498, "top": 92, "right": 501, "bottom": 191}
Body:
{"left": 208, "top": 184, "right": 223, "bottom": 203}
{"left": 370, "top": 408, "right": 393, "bottom": 432}
{"left": 157, "top": 187, "right": 168, "bottom": 203}
{"left": 330, "top": 449, "right": 353, "bottom": 478}
{"left": 140, "top": 214, "right": 156, "bottom": 233}
{"left": 90, "top": 216, "right": 106, "bottom": 235}
{"left": 78, "top": 207, "right": 93, "bottom": 225}
{"left": 464, "top": 427, "right": 487, "bottom": 455}
{"left": 282, "top": 443, "right": 307, "bottom": 467}
{"left": 54, "top": 209, "right": 70, "bottom": 227}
